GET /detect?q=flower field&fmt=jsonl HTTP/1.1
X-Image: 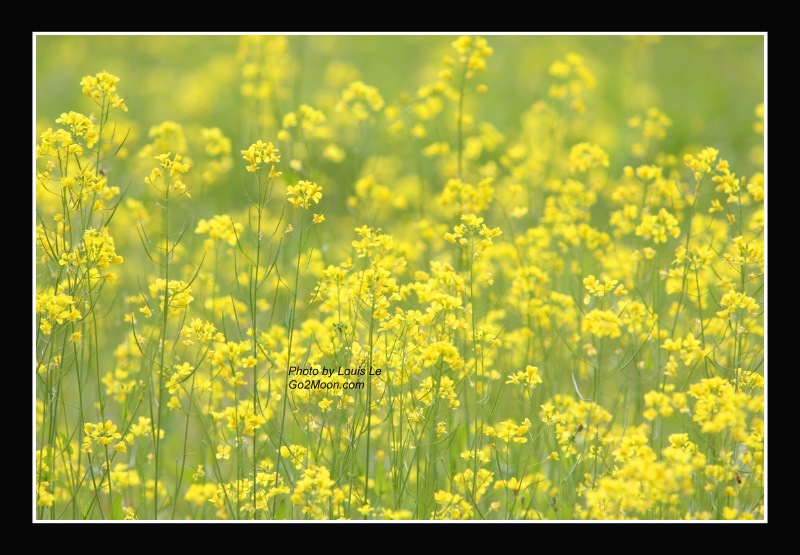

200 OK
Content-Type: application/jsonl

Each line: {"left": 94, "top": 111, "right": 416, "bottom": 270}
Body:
{"left": 34, "top": 34, "right": 765, "bottom": 520}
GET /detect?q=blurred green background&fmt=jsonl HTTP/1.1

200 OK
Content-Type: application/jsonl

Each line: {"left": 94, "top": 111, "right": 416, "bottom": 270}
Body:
{"left": 36, "top": 34, "right": 764, "bottom": 166}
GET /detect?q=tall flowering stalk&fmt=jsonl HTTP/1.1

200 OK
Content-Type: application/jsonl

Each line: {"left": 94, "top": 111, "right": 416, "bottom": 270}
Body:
{"left": 273, "top": 176, "right": 323, "bottom": 517}
{"left": 238, "top": 140, "right": 281, "bottom": 518}
{"left": 141, "top": 151, "right": 192, "bottom": 518}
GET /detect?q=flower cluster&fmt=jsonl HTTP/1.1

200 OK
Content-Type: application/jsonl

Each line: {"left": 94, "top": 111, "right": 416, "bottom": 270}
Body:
{"left": 81, "top": 420, "right": 127, "bottom": 454}
{"left": 241, "top": 140, "right": 281, "bottom": 174}
{"left": 80, "top": 71, "right": 128, "bottom": 111}
{"left": 286, "top": 180, "right": 323, "bottom": 209}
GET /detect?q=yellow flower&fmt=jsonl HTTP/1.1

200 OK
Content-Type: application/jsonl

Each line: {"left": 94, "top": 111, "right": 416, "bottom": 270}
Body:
{"left": 241, "top": 140, "right": 280, "bottom": 173}
{"left": 287, "top": 180, "right": 323, "bottom": 209}
{"left": 80, "top": 71, "right": 127, "bottom": 111}
{"left": 569, "top": 142, "right": 610, "bottom": 173}
{"left": 722, "top": 507, "right": 738, "bottom": 520}
{"left": 337, "top": 81, "right": 385, "bottom": 121}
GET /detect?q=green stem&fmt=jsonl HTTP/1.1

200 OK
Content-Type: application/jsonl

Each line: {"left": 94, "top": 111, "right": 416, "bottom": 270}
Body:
{"left": 154, "top": 180, "right": 170, "bottom": 519}
{"left": 250, "top": 174, "right": 265, "bottom": 518}
{"left": 469, "top": 236, "right": 481, "bottom": 511}
{"left": 273, "top": 216, "right": 305, "bottom": 518}
{"left": 363, "top": 291, "right": 376, "bottom": 510}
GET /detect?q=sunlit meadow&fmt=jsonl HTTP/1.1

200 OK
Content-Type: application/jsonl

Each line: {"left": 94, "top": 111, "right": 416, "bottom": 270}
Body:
{"left": 34, "top": 35, "right": 765, "bottom": 521}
